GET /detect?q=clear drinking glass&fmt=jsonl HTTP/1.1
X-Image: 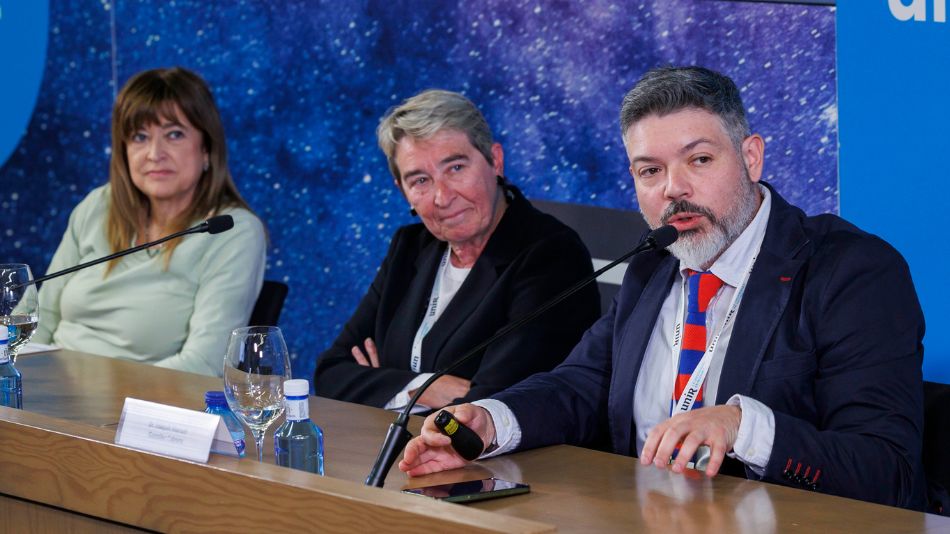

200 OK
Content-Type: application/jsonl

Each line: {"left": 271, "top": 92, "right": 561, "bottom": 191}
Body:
{"left": 223, "top": 326, "right": 292, "bottom": 462}
{"left": 0, "top": 264, "right": 39, "bottom": 363}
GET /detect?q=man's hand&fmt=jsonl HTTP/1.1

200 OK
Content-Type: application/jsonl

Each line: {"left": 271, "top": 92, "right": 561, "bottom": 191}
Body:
{"left": 410, "top": 375, "right": 471, "bottom": 408}
{"left": 399, "top": 404, "right": 496, "bottom": 477}
{"left": 640, "top": 405, "right": 742, "bottom": 477}
{"left": 351, "top": 338, "right": 379, "bottom": 367}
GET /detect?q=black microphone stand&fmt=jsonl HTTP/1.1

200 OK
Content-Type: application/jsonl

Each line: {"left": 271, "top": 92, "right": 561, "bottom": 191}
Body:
{"left": 364, "top": 225, "right": 677, "bottom": 487}
{"left": 18, "top": 216, "right": 231, "bottom": 289}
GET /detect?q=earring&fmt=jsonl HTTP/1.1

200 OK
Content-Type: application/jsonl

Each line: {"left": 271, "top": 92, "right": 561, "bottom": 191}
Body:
{"left": 409, "top": 207, "right": 418, "bottom": 217}
{"left": 497, "top": 175, "right": 514, "bottom": 200}
{"left": 203, "top": 161, "right": 210, "bottom": 172}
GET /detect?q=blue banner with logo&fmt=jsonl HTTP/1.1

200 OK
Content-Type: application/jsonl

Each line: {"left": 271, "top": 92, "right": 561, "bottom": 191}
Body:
{"left": 0, "top": 2, "right": 48, "bottom": 168}
{"left": 838, "top": 0, "right": 950, "bottom": 381}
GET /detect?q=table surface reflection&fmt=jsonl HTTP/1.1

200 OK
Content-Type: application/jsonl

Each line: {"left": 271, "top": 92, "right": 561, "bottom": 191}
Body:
{"left": 14, "top": 350, "right": 950, "bottom": 533}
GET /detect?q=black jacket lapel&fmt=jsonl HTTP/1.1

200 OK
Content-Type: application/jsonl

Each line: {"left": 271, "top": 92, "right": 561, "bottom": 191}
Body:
{"left": 610, "top": 254, "right": 678, "bottom": 456}
{"left": 418, "top": 191, "right": 529, "bottom": 372}
{"left": 716, "top": 186, "right": 810, "bottom": 402}
{"left": 420, "top": 258, "right": 501, "bottom": 372}
{"left": 383, "top": 238, "right": 445, "bottom": 369}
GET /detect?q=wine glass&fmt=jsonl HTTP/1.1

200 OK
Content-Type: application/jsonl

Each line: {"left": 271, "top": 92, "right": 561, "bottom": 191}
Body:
{"left": 223, "top": 326, "right": 291, "bottom": 462}
{"left": 0, "top": 264, "right": 39, "bottom": 363}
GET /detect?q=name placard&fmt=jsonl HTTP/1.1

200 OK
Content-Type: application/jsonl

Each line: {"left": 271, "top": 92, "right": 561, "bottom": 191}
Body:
{"left": 114, "top": 398, "right": 238, "bottom": 462}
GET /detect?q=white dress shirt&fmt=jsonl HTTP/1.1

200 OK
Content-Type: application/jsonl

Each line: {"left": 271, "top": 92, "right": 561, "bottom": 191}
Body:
{"left": 478, "top": 185, "right": 776, "bottom": 474}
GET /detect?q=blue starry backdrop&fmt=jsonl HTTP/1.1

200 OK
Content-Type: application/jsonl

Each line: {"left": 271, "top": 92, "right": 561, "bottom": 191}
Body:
{"left": 0, "top": 0, "right": 836, "bottom": 380}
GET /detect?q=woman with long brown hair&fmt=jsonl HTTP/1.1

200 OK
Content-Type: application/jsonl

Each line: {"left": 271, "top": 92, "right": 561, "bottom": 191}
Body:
{"left": 34, "top": 67, "right": 266, "bottom": 376}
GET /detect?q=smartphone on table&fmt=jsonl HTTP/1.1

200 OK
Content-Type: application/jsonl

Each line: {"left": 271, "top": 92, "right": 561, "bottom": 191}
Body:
{"left": 402, "top": 478, "right": 530, "bottom": 503}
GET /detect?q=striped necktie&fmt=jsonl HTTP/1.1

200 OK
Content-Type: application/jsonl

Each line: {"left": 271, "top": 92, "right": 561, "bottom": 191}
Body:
{"left": 672, "top": 270, "right": 724, "bottom": 412}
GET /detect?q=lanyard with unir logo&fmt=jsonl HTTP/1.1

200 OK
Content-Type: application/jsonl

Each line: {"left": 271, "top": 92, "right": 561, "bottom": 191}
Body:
{"left": 409, "top": 248, "right": 451, "bottom": 373}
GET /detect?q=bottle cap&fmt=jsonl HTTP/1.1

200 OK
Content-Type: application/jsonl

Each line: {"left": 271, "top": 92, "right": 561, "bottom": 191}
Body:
{"left": 284, "top": 379, "right": 309, "bottom": 397}
{"left": 205, "top": 390, "right": 227, "bottom": 406}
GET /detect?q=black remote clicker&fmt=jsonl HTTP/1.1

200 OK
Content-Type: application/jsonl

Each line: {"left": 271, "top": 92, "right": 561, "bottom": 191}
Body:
{"left": 434, "top": 410, "right": 483, "bottom": 461}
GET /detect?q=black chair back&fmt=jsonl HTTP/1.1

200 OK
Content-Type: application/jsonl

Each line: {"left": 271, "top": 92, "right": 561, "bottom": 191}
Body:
{"left": 924, "top": 380, "right": 950, "bottom": 515}
{"left": 249, "top": 280, "right": 289, "bottom": 327}
{"left": 533, "top": 199, "right": 649, "bottom": 314}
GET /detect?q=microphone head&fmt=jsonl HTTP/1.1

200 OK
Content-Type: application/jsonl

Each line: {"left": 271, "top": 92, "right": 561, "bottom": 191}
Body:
{"left": 647, "top": 225, "right": 678, "bottom": 249}
{"left": 206, "top": 215, "right": 234, "bottom": 235}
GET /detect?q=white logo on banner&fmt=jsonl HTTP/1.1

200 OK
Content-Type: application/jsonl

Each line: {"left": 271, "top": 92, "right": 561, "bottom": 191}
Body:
{"left": 890, "top": 0, "right": 947, "bottom": 23}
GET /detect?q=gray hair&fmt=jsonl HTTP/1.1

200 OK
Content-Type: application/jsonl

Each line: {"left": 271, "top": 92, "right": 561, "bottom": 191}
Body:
{"left": 619, "top": 66, "right": 750, "bottom": 152}
{"left": 377, "top": 89, "right": 495, "bottom": 180}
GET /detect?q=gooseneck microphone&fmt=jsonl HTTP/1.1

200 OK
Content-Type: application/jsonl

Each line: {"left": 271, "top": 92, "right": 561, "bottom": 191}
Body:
{"left": 364, "top": 224, "right": 678, "bottom": 487}
{"left": 199, "top": 214, "right": 235, "bottom": 235}
{"left": 20, "top": 214, "right": 235, "bottom": 288}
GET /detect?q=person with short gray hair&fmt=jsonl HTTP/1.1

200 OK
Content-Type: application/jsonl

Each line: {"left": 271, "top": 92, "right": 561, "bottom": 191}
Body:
{"left": 314, "top": 89, "right": 600, "bottom": 413}
{"left": 400, "top": 66, "right": 926, "bottom": 511}
{"left": 377, "top": 89, "right": 496, "bottom": 180}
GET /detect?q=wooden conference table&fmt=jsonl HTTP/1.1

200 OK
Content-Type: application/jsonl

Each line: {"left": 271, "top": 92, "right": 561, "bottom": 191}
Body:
{"left": 0, "top": 350, "right": 947, "bottom": 533}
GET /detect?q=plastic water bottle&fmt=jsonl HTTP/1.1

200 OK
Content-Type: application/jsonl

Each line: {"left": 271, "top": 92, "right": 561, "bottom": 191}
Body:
{"left": 274, "top": 379, "right": 324, "bottom": 474}
{"left": 204, "top": 391, "right": 246, "bottom": 457}
{"left": 0, "top": 328, "right": 22, "bottom": 409}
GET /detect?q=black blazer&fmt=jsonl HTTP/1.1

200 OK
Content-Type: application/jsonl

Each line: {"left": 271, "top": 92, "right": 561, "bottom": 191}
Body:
{"left": 314, "top": 187, "right": 601, "bottom": 408}
{"left": 495, "top": 184, "right": 926, "bottom": 509}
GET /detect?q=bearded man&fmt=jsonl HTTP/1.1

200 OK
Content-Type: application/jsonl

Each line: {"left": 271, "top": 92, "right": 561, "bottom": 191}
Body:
{"left": 399, "top": 66, "right": 927, "bottom": 510}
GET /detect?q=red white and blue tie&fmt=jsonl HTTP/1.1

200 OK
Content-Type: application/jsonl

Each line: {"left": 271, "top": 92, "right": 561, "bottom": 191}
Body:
{"left": 672, "top": 270, "right": 724, "bottom": 412}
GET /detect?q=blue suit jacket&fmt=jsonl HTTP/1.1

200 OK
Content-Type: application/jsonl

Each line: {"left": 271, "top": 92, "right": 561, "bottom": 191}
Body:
{"left": 494, "top": 184, "right": 926, "bottom": 509}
